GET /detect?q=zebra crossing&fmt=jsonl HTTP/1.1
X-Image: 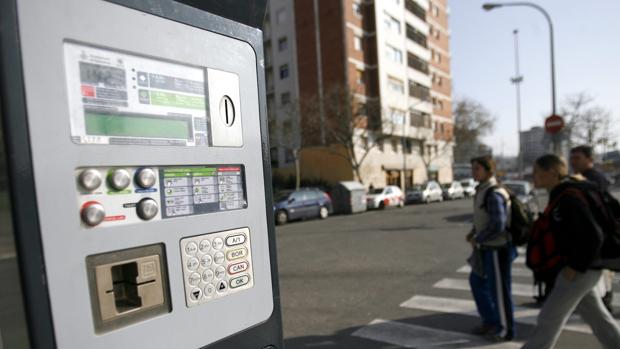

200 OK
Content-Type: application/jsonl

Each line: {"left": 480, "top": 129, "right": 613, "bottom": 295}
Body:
{"left": 352, "top": 247, "right": 619, "bottom": 348}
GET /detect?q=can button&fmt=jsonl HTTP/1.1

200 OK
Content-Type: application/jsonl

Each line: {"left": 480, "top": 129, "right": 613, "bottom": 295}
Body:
{"left": 81, "top": 201, "right": 105, "bottom": 227}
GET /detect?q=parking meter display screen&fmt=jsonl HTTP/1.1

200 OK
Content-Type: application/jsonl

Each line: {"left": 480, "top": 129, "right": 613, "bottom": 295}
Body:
{"left": 64, "top": 42, "right": 208, "bottom": 146}
{"left": 160, "top": 165, "right": 247, "bottom": 218}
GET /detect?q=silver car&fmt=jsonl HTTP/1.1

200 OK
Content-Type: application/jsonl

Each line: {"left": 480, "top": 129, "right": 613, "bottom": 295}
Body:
{"left": 442, "top": 181, "right": 465, "bottom": 200}
{"left": 406, "top": 181, "right": 443, "bottom": 204}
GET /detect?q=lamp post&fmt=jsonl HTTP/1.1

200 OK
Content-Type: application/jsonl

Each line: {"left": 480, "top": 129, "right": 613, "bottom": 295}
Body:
{"left": 511, "top": 29, "right": 524, "bottom": 179}
{"left": 483, "top": 2, "right": 560, "bottom": 154}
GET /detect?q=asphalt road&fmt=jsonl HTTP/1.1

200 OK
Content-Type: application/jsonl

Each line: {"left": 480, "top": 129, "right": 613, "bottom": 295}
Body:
{"left": 277, "top": 198, "right": 618, "bottom": 349}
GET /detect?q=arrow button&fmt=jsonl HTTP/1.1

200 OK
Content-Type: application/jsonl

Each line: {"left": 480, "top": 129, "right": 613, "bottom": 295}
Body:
{"left": 190, "top": 288, "right": 202, "bottom": 301}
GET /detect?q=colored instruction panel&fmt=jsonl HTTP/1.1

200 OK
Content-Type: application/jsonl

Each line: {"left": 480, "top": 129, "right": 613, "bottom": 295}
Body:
{"left": 160, "top": 165, "right": 247, "bottom": 218}
{"left": 180, "top": 227, "right": 254, "bottom": 307}
{"left": 64, "top": 42, "right": 208, "bottom": 146}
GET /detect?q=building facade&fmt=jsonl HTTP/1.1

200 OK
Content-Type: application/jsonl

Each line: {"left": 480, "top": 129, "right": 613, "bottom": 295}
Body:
{"left": 520, "top": 126, "right": 547, "bottom": 167}
{"left": 263, "top": 0, "right": 454, "bottom": 188}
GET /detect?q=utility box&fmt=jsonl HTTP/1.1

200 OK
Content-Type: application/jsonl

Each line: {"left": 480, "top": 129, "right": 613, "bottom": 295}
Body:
{"left": 0, "top": 1, "right": 282, "bottom": 348}
{"left": 332, "top": 181, "right": 367, "bottom": 214}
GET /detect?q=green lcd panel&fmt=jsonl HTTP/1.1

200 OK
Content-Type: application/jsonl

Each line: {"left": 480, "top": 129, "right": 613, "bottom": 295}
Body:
{"left": 85, "top": 111, "right": 191, "bottom": 140}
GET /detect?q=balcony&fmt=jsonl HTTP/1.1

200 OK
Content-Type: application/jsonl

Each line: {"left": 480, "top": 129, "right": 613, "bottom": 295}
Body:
{"left": 406, "top": 23, "right": 427, "bottom": 48}
{"left": 405, "top": 0, "right": 426, "bottom": 21}
{"left": 407, "top": 52, "right": 429, "bottom": 74}
{"left": 409, "top": 81, "right": 430, "bottom": 101}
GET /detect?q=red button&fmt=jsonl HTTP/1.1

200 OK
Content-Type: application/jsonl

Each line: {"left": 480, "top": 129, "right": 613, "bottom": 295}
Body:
{"left": 81, "top": 85, "right": 95, "bottom": 97}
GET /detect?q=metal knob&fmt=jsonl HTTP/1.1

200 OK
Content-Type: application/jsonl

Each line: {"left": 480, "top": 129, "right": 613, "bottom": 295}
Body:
{"left": 81, "top": 202, "right": 105, "bottom": 227}
{"left": 135, "top": 168, "right": 156, "bottom": 189}
{"left": 137, "top": 198, "right": 159, "bottom": 220}
{"left": 108, "top": 169, "right": 131, "bottom": 191}
{"left": 78, "top": 168, "right": 102, "bottom": 191}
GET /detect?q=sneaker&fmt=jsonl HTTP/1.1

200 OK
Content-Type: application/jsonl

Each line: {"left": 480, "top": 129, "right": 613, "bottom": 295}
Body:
{"left": 485, "top": 332, "right": 514, "bottom": 342}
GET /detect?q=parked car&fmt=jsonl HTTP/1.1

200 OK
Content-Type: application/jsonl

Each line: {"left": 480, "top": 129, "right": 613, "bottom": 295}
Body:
{"left": 274, "top": 188, "right": 333, "bottom": 225}
{"left": 405, "top": 181, "right": 443, "bottom": 204}
{"left": 366, "top": 186, "right": 405, "bottom": 209}
{"left": 442, "top": 181, "right": 465, "bottom": 200}
{"left": 502, "top": 180, "right": 540, "bottom": 217}
{"left": 460, "top": 178, "right": 478, "bottom": 197}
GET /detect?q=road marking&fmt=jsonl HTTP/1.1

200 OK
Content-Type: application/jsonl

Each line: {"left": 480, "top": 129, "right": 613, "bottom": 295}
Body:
{"left": 352, "top": 319, "right": 523, "bottom": 348}
{"left": 434, "top": 278, "right": 535, "bottom": 298}
{"left": 457, "top": 265, "right": 532, "bottom": 278}
{"left": 399, "top": 295, "right": 597, "bottom": 334}
{"left": 0, "top": 251, "right": 16, "bottom": 261}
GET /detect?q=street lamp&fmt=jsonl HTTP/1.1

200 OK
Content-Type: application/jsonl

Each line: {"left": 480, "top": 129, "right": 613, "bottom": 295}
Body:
{"left": 511, "top": 29, "right": 524, "bottom": 179}
{"left": 483, "top": 2, "right": 560, "bottom": 154}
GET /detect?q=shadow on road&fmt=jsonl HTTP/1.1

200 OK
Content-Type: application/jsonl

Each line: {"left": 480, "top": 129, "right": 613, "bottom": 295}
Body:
{"left": 444, "top": 213, "right": 473, "bottom": 223}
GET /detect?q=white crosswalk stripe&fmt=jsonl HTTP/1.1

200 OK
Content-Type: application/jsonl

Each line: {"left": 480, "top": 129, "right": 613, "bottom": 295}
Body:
{"left": 352, "top": 319, "right": 523, "bottom": 349}
{"left": 350, "top": 257, "right": 616, "bottom": 347}
{"left": 433, "top": 278, "right": 536, "bottom": 298}
{"left": 457, "top": 265, "right": 532, "bottom": 278}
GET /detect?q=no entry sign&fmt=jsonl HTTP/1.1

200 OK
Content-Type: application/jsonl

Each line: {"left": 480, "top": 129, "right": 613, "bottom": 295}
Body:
{"left": 545, "top": 114, "right": 565, "bottom": 134}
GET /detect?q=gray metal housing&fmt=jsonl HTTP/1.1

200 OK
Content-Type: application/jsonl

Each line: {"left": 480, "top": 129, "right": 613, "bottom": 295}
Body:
{"left": 0, "top": 0, "right": 282, "bottom": 348}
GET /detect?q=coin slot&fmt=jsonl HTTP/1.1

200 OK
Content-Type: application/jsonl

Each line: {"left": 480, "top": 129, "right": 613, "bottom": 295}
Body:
{"left": 219, "top": 95, "right": 235, "bottom": 127}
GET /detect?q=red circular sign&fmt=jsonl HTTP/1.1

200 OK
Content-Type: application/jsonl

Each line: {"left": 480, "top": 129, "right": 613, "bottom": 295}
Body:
{"left": 545, "top": 114, "right": 565, "bottom": 134}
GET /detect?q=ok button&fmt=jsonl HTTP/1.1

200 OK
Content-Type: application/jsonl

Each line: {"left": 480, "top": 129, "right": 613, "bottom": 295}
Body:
{"left": 226, "top": 234, "right": 246, "bottom": 247}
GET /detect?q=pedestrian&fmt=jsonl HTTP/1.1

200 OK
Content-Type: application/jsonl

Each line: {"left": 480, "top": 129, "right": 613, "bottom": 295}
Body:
{"left": 466, "top": 155, "right": 516, "bottom": 341}
{"left": 523, "top": 154, "right": 620, "bottom": 349}
{"left": 569, "top": 145, "right": 615, "bottom": 313}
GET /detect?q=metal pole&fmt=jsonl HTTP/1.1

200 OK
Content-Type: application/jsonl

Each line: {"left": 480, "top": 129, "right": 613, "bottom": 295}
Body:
{"left": 511, "top": 29, "right": 524, "bottom": 178}
{"left": 313, "top": 0, "right": 326, "bottom": 145}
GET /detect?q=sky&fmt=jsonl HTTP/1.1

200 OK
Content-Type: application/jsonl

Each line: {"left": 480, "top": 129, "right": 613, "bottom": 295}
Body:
{"left": 449, "top": 0, "right": 620, "bottom": 156}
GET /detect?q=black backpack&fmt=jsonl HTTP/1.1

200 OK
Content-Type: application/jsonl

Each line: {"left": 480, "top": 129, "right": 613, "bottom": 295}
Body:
{"left": 483, "top": 185, "right": 534, "bottom": 246}
{"left": 566, "top": 181, "right": 620, "bottom": 268}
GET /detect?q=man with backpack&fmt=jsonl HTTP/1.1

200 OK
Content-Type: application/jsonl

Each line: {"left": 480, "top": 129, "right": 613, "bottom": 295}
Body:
{"left": 570, "top": 145, "right": 615, "bottom": 313}
{"left": 466, "top": 156, "right": 517, "bottom": 341}
{"left": 523, "top": 154, "right": 620, "bottom": 349}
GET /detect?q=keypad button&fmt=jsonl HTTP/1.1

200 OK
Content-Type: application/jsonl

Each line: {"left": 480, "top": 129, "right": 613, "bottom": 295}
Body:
{"left": 226, "top": 234, "right": 246, "bottom": 246}
{"left": 215, "top": 266, "right": 226, "bottom": 280}
{"left": 186, "top": 257, "right": 199, "bottom": 271}
{"left": 228, "top": 261, "right": 249, "bottom": 275}
{"left": 230, "top": 275, "right": 250, "bottom": 289}
{"left": 189, "top": 288, "right": 202, "bottom": 301}
{"left": 212, "top": 237, "right": 224, "bottom": 250}
{"left": 200, "top": 254, "right": 213, "bottom": 268}
{"left": 198, "top": 239, "right": 211, "bottom": 253}
{"left": 226, "top": 247, "right": 248, "bottom": 261}
{"left": 216, "top": 280, "right": 228, "bottom": 293}
{"left": 202, "top": 269, "right": 214, "bottom": 283}
{"left": 188, "top": 272, "right": 201, "bottom": 286}
{"left": 185, "top": 242, "right": 198, "bottom": 256}
{"left": 214, "top": 251, "right": 225, "bottom": 265}
{"left": 204, "top": 284, "right": 216, "bottom": 297}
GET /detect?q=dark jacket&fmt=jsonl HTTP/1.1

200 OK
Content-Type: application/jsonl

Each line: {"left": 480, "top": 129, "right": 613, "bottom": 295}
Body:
{"left": 582, "top": 168, "right": 610, "bottom": 192}
{"left": 548, "top": 180, "right": 605, "bottom": 272}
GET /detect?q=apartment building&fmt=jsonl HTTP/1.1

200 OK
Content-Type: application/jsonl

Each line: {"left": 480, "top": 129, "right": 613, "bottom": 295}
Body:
{"left": 263, "top": 0, "right": 454, "bottom": 188}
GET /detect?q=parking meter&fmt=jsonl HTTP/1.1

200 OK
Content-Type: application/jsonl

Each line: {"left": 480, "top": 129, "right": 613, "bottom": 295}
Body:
{"left": 0, "top": 0, "right": 282, "bottom": 348}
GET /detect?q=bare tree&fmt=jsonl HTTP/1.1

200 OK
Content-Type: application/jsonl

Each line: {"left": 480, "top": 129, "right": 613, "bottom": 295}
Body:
{"left": 301, "top": 84, "right": 396, "bottom": 184}
{"left": 560, "top": 92, "right": 617, "bottom": 154}
{"left": 452, "top": 97, "right": 496, "bottom": 162}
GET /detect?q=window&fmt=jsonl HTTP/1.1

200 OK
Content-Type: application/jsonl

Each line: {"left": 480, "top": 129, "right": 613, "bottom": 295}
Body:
{"left": 281, "top": 92, "right": 291, "bottom": 105}
{"left": 387, "top": 77, "right": 405, "bottom": 95}
{"left": 409, "top": 80, "right": 430, "bottom": 100}
{"left": 354, "top": 35, "right": 363, "bottom": 51}
{"left": 276, "top": 8, "right": 287, "bottom": 24}
{"left": 433, "top": 4, "right": 439, "bottom": 17}
{"left": 278, "top": 37, "right": 288, "bottom": 51}
{"left": 356, "top": 69, "right": 365, "bottom": 85}
{"left": 385, "top": 45, "right": 403, "bottom": 64}
{"left": 438, "top": 100, "right": 444, "bottom": 110}
{"left": 435, "top": 29, "right": 441, "bottom": 40}
{"left": 391, "top": 138, "right": 399, "bottom": 152}
{"left": 437, "top": 76, "right": 443, "bottom": 86}
{"left": 279, "top": 64, "right": 289, "bottom": 79}
{"left": 383, "top": 13, "right": 401, "bottom": 35}
{"left": 410, "top": 111, "right": 431, "bottom": 128}
{"left": 390, "top": 109, "right": 406, "bottom": 125}
{"left": 377, "top": 139, "right": 385, "bottom": 152}
{"left": 353, "top": 2, "right": 362, "bottom": 17}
